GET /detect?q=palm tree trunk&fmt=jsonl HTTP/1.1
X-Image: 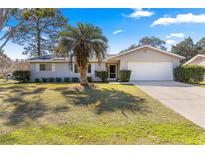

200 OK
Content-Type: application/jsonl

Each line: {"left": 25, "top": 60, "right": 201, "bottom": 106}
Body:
{"left": 80, "top": 65, "right": 88, "bottom": 86}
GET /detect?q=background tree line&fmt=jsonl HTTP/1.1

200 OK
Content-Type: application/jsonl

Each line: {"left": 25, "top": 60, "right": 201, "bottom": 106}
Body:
{"left": 0, "top": 8, "right": 67, "bottom": 56}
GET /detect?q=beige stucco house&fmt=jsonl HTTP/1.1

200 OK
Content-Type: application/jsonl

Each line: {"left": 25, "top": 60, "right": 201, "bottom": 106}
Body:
{"left": 183, "top": 54, "right": 205, "bottom": 66}
{"left": 28, "top": 45, "right": 185, "bottom": 81}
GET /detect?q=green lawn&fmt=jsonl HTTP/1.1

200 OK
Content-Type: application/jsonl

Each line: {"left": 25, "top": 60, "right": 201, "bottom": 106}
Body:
{"left": 0, "top": 79, "right": 6, "bottom": 82}
{"left": 0, "top": 83, "right": 205, "bottom": 144}
{"left": 0, "top": 79, "right": 17, "bottom": 84}
{"left": 198, "top": 82, "right": 205, "bottom": 88}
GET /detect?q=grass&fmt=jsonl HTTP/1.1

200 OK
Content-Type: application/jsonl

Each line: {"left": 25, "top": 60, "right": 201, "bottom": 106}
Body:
{"left": 199, "top": 81, "right": 205, "bottom": 87}
{"left": 0, "top": 79, "right": 6, "bottom": 82}
{"left": 0, "top": 79, "right": 17, "bottom": 84}
{"left": 194, "top": 81, "right": 205, "bottom": 88}
{"left": 0, "top": 83, "right": 205, "bottom": 144}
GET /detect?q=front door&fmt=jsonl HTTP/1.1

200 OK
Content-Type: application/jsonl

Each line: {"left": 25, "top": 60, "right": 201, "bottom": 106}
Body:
{"left": 109, "top": 65, "right": 117, "bottom": 79}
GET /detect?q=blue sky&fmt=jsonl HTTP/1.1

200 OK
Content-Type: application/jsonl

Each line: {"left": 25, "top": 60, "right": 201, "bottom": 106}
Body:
{"left": 3, "top": 8, "right": 205, "bottom": 59}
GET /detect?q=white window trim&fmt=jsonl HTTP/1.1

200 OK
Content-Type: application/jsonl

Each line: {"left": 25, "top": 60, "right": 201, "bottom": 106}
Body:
{"left": 52, "top": 63, "right": 55, "bottom": 72}
{"left": 36, "top": 63, "right": 40, "bottom": 72}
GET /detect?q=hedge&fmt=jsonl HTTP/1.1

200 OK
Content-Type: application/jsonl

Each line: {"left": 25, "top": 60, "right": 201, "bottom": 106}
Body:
{"left": 35, "top": 78, "right": 41, "bottom": 83}
{"left": 56, "top": 77, "right": 62, "bottom": 82}
{"left": 12, "top": 70, "right": 30, "bottom": 83}
{"left": 174, "top": 65, "right": 205, "bottom": 84}
{"left": 48, "top": 77, "right": 54, "bottom": 82}
{"left": 42, "top": 78, "right": 48, "bottom": 82}
{"left": 119, "top": 70, "right": 131, "bottom": 82}
{"left": 64, "top": 77, "right": 70, "bottom": 82}
{"left": 72, "top": 77, "right": 79, "bottom": 82}
{"left": 95, "top": 71, "right": 108, "bottom": 82}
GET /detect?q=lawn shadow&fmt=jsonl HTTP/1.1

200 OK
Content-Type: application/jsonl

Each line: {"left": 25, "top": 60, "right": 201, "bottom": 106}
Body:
{"left": 55, "top": 86, "right": 150, "bottom": 115}
{"left": 6, "top": 98, "right": 48, "bottom": 125}
{"left": 2, "top": 85, "right": 72, "bottom": 126}
{"left": 53, "top": 105, "right": 70, "bottom": 112}
{"left": 2, "top": 87, "right": 46, "bottom": 103}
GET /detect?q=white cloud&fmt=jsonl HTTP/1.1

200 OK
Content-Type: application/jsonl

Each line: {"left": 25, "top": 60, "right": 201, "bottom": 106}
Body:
{"left": 124, "top": 8, "right": 154, "bottom": 19}
{"left": 166, "top": 35, "right": 172, "bottom": 39}
{"left": 165, "top": 39, "right": 176, "bottom": 45}
{"left": 166, "top": 33, "right": 185, "bottom": 39}
{"left": 112, "top": 29, "right": 124, "bottom": 35}
{"left": 152, "top": 13, "right": 205, "bottom": 26}
{"left": 170, "top": 33, "right": 185, "bottom": 38}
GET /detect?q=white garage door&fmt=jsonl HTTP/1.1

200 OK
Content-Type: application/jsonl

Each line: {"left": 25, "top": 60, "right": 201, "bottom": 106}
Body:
{"left": 128, "top": 62, "right": 173, "bottom": 81}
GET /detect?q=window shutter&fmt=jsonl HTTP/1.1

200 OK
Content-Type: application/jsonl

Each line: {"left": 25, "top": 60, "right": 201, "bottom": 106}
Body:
{"left": 36, "top": 64, "right": 40, "bottom": 72}
{"left": 52, "top": 63, "right": 55, "bottom": 72}
{"left": 91, "top": 63, "right": 95, "bottom": 74}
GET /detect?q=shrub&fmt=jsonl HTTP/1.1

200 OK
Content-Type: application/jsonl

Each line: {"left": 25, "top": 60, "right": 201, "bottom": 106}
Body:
{"left": 174, "top": 65, "right": 205, "bottom": 84}
{"left": 95, "top": 71, "right": 108, "bottom": 82}
{"left": 56, "top": 77, "right": 62, "bottom": 82}
{"left": 87, "top": 76, "right": 92, "bottom": 82}
{"left": 42, "top": 78, "right": 48, "bottom": 82}
{"left": 119, "top": 70, "right": 131, "bottom": 82}
{"left": 48, "top": 77, "right": 54, "bottom": 82}
{"left": 12, "top": 70, "right": 30, "bottom": 83}
{"left": 35, "top": 78, "right": 41, "bottom": 83}
{"left": 0, "top": 74, "right": 4, "bottom": 79}
{"left": 64, "top": 77, "right": 70, "bottom": 82}
{"left": 71, "top": 77, "right": 79, "bottom": 82}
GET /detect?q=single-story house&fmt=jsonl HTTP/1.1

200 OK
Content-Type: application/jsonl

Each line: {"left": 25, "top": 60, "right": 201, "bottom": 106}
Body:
{"left": 183, "top": 54, "right": 205, "bottom": 66}
{"left": 183, "top": 54, "right": 205, "bottom": 80}
{"left": 27, "top": 45, "right": 185, "bottom": 81}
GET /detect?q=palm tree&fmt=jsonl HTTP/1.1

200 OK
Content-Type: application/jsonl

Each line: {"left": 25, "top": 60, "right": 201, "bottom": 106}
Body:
{"left": 56, "top": 23, "right": 108, "bottom": 86}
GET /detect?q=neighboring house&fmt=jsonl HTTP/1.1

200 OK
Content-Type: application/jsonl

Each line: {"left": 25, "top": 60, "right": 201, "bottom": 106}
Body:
{"left": 183, "top": 54, "right": 205, "bottom": 81}
{"left": 27, "top": 45, "right": 185, "bottom": 81}
{"left": 183, "top": 54, "right": 205, "bottom": 66}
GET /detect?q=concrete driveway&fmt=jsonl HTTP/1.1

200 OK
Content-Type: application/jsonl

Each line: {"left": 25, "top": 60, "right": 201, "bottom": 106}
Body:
{"left": 133, "top": 81, "right": 205, "bottom": 129}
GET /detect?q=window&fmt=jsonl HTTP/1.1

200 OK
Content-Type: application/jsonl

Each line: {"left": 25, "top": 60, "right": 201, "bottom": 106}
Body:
{"left": 74, "top": 64, "right": 79, "bottom": 73}
{"left": 73, "top": 64, "right": 92, "bottom": 73}
{"left": 88, "top": 64, "right": 91, "bottom": 73}
{"left": 40, "top": 63, "right": 52, "bottom": 71}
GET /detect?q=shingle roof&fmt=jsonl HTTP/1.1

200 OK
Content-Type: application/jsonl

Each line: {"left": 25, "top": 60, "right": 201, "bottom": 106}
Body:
{"left": 28, "top": 55, "right": 55, "bottom": 60}
{"left": 27, "top": 55, "right": 67, "bottom": 61}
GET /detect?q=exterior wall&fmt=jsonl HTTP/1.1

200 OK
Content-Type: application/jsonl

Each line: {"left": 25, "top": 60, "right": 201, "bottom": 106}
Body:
{"left": 118, "top": 48, "right": 181, "bottom": 70}
{"left": 192, "top": 58, "right": 205, "bottom": 66}
{"left": 199, "top": 60, "right": 205, "bottom": 66}
{"left": 186, "top": 57, "right": 205, "bottom": 66}
{"left": 30, "top": 62, "right": 106, "bottom": 81}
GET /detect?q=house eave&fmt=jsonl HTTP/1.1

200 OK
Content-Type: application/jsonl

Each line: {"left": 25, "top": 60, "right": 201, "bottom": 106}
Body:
{"left": 27, "top": 59, "right": 107, "bottom": 63}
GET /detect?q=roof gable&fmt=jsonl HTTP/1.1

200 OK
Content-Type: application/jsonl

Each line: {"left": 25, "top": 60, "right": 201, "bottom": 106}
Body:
{"left": 108, "top": 45, "right": 185, "bottom": 60}
{"left": 183, "top": 54, "right": 205, "bottom": 65}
